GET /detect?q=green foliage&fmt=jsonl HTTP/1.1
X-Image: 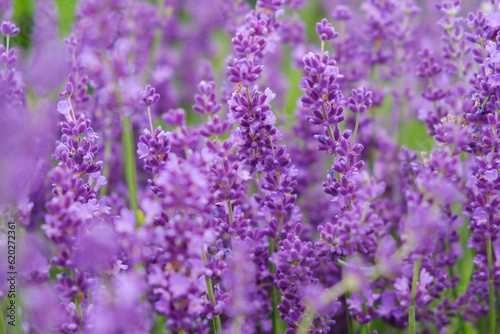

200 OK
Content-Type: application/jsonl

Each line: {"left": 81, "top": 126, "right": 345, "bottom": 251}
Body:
{"left": 399, "top": 119, "right": 434, "bottom": 152}
{"left": 282, "top": 45, "right": 303, "bottom": 117}
{"left": 12, "top": 0, "right": 34, "bottom": 49}
{"left": 55, "top": 0, "right": 77, "bottom": 36}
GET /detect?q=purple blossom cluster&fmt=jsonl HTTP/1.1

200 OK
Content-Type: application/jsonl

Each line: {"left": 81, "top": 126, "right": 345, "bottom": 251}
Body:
{"left": 2, "top": 0, "right": 500, "bottom": 333}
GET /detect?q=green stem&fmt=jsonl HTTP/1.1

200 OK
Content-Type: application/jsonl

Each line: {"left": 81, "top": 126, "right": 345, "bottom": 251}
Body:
{"left": 487, "top": 237, "right": 496, "bottom": 334}
{"left": 409, "top": 257, "right": 421, "bottom": 334}
{"left": 99, "top": 138, "right": 112, "bottom": 197}
{"left": 75, "top": 297, "right": 83, "bottom": 330}
{"left": 397, "top": 75, "right": 405, "bottom": 145}
{"left": 445, "top": 241, "right": 457, "bottom": 298}
{"left": 321, "top": 105, "right": 335, "bottom": 140}
{"left": 345, "top": 289, "right": 354, "bottom": 334}
{"left": 0, "top": 299, "right": 6, "bottom": 334}
{"left": 15, "top": 290, "right": 22, "bottom": 334}
{"left": 227, "top": 199, "right": 233, "bottom": 224}
{"left": 262, "top": 134, "right": 286, "bottom": 333}
{"left": 246, "top": 88, "right": 253, "bottom": 117}
{"left": 361, "top": 298, "right": 369, "bottom": 334}
{"left": 496, "top": 290, "right": 500, "bottom": 334}
{"left": 202, "top": 251, "right": 222, "bottom": 333}
{"left": 143, "top": 0, "right": 165, "bottom": 82}
{"left": 147, "top": 105, "right": 154, "bottom": 134}
{"left": 351, "top": 112, "right": 360, "bottom": 149}
{"left": 121, "top": 116, "right": 142, "bottom": 223}
{"left": 268, "top": 238, "right": 283, "bottom": 334}
{"left": 72, "top": 270, "right": 83, "bottom": 331}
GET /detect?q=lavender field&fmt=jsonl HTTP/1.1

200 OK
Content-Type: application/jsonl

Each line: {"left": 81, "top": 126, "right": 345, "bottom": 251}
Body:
{"left": 0, "top": 0, "right": 499, "bottom": 333}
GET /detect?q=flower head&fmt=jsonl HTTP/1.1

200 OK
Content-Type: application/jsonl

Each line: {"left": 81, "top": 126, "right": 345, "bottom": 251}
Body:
{"left": 140, "top": 84, "right": 160, "bottom": 106}
{"left": 316, "top": 18, "right": 339, "bottom": 41}
{"left": 0, "top": 21, "right": 20, "bottom": 37}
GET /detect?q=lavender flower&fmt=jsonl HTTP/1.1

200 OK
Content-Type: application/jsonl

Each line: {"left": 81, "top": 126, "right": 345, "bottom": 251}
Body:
{"left": 315, "top": 19, "right": 338, "bottom": 41}
{"left": 8, "top": 1, "right": 500, "bottom": 333}
{"left": 0, "top": 21, "right": 19, "bottom": 37}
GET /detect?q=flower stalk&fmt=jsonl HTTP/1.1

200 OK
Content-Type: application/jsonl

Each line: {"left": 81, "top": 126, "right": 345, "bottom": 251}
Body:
{"left": 486, "top": 237, "right": 496, "bottom": 334}
{"left": 409, "top": 257, "right": 421, "bottom": 334}
{"left": 202, "top": 250, "right": 222, "bottom": 334}
{"left": 122, "top": 115, "right": 141, "bottom": 221}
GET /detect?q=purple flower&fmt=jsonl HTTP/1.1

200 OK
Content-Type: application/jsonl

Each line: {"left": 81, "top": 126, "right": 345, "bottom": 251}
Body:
{"left": 315, "top": 18, "right": 339, "bottom": 41}
{"left": 57, "top": 100, "right": 73, "bottom": 122}
{"left": 193, "top": 80, "right": 222, "bottom": 116}
{"left": 137, "top": 127, "right": 170, "bottom": 176}
{"left": 0, "top": 21, "right": 19, "bottom": 36}
{"left": 162, "top": 108, "right": 186, "bottom": 127}
{"left": 347, "top": 86, "right": 373, "bottom": 114}
{"left": 331, "top": 5, "right": 352, "bottom": 21}
{"left": 140, "top": 84, "right": 160, "bottom": 106}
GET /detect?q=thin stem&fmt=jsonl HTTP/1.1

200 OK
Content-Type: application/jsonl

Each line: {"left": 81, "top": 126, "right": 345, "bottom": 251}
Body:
{"left": 370, "top": 64, "right": 377, "bottom": 83}
{"left": 351, "top": 112, "right": 360, "bottom": 149}
{"left": 409, "top": 257, "right": 421, "bottom": 334}
{"left": 487, "top": 237, "right": 496, "bottom": 334}
{"left": 6, "top": 35, "right": 9, "bottom": 53}
{"left": 361, "top": 300, "right": 369, "bottom": 334}
{"left": 496, "top": 290, "right": 500, "bottom": 334}
{"left": 14, "top": 289, "right": 21, "bottom": 334}
{"left": 76, "top": 297, "right": 83, "bottom": 329}
{"left": 227, "top": 199, "right": 233, "bottom": 223}
{"left": 491, "top": 128, "right": 497, "bottom": 163}
{"left": 103, "top": 274, "right": 113, "bottom": 295}
{"left": 99, "top": 138, "right": 112, "bottom": 197}
{"left": 72, "top": 270, "right": 83, "bottom": 330}
{"left": 345, "top": 289, "right": 354, "bottom": 334}
{"left": 68, "top": 96, "right": 77, "bottom": 122}
{"left": 0, "top": 299, "right": 6, "bottom": 334}
{"left": 246, "top": 88, "right": 253, "bottom": 117}
{"left": 202, "top": 250, "right": 222, "bottom": 334}
{"left": 321, "top": 105, "right": 335, "bottom": 140}
{"left": 298, "top": 280, "right": 347, "bottom": 333}
{"left": 320, "top": 40, "right": 325, "bottom": 57}
{"left": 268, "top": 238, "right": 283, "bottom": 334}
{"left": 147, "top": 105, "right": 154, "bottom": 134}
{"left": 143, "top": 0, "right": 166, "bottom": 82}
{"left": 269, "top": 216, "right": 285, "bottom": 333}
{"left": 121, "top": 116, "right": 142, "bottom": 223}
{"left": 444, "top": 240, "right": 457, "bottom": 297}
{"left": 227, "top": 198, "right": 235, "bottom": 246}
{"left": 397, "top": 75, "right": 405, "bottom": 145}
{"left": 361, "top": 202, "right": 370, "bottom": 222}
{"left": 232, "top": 315, "right": 243, "bottom": 334}
{"left": 428, "top": 77, "right": 438, "bottom": 113}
